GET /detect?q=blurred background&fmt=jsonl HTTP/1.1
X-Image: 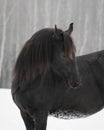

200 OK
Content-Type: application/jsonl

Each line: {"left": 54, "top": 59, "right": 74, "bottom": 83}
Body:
{"left": 0, "top": 0, "right": 104, "bottom": 88}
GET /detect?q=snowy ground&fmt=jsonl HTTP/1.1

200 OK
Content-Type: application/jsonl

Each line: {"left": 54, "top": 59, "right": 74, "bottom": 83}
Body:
{"left": 0, "top": 89, "right": 104, "bottom": 130}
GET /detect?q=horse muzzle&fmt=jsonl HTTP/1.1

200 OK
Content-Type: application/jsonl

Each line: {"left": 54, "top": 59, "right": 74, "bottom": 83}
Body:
{"left": 70, "top": 81, "right": 81, "bottom": 88}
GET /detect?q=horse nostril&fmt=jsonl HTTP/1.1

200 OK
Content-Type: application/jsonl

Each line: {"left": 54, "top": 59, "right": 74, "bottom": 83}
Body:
{"left": 70, "top": 81, "right": 80, "bottom": 88}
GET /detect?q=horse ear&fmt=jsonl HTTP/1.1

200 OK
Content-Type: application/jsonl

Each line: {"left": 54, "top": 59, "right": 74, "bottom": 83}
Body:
{"left": 53, "top": 24, "right": 61, "bottom": 40}
{"left": 67, "top": 23, "right": 74, "bottom": 35}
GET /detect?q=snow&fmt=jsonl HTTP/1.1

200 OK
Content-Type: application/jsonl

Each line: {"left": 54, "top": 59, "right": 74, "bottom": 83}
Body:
{"left": 0, "top": 89, "right": 104, "bottom": 130}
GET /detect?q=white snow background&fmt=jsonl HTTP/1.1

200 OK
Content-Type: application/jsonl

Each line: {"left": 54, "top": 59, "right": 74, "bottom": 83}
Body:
{"left": 0, "top": 89, "right": 104, "bottom": 130}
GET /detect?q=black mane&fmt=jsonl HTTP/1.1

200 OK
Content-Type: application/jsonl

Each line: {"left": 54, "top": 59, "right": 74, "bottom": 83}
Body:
{"left": 13, "top": 28, "right": 75, "bottom": 83}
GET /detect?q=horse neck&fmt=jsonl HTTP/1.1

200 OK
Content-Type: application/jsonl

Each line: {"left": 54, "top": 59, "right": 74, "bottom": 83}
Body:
{"left": 89, "top": 54, "right": 104, "bottom": 97}
{"left": 76, "top": 50, "right": 104, "bottom": 79}
{"left": 77, "top": 50, "right": 104, "bottom": 99}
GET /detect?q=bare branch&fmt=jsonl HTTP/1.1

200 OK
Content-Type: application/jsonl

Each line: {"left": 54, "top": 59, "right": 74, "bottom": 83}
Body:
{"left": 6, "top": 1, "right": 18, "bottom": 25}
{"left": 0, "top": 0, "right": 7, "bottom": 77}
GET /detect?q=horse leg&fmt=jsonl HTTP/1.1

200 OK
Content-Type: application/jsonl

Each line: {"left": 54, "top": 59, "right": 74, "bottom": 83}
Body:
{"left": 20, "top": 111, "right": 34, "bottom": 130}
{"left": 33, "top": 111, "right": 48, "bottom": 130}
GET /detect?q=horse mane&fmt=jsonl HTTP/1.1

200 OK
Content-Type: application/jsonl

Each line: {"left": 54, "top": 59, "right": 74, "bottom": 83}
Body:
{"left": 13, "top": 28, "right": 76, "bottom": 83}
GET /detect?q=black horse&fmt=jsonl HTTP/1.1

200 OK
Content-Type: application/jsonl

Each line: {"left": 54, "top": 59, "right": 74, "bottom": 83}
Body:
{"left": 11, "top": 24, "right": 104, "bottom": 130}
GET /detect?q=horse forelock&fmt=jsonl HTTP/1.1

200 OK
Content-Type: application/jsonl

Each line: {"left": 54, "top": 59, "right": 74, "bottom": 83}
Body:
{"left": 64, "top": 33, "right": 76, "bottom": 60}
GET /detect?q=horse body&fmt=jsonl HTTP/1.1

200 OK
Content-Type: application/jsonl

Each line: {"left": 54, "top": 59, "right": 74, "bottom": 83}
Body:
{"left": 12, "top": 50, "right": 104, "bottom": 130}
{"left": 11, "top": 24, "right": 104, "bottom": 130}
{"left": 49, "top": 50, "right": 104, "bottom": 119}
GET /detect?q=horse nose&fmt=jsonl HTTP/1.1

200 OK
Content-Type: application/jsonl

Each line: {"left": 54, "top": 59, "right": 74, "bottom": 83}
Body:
{"left": 70, "top": 81, "right": 80, "bottom": 88}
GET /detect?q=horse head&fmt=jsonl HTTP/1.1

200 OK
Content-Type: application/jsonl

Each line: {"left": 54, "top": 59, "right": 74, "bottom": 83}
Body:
{"left": 52, "top": 23, "right": 80, "bottom": 88}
